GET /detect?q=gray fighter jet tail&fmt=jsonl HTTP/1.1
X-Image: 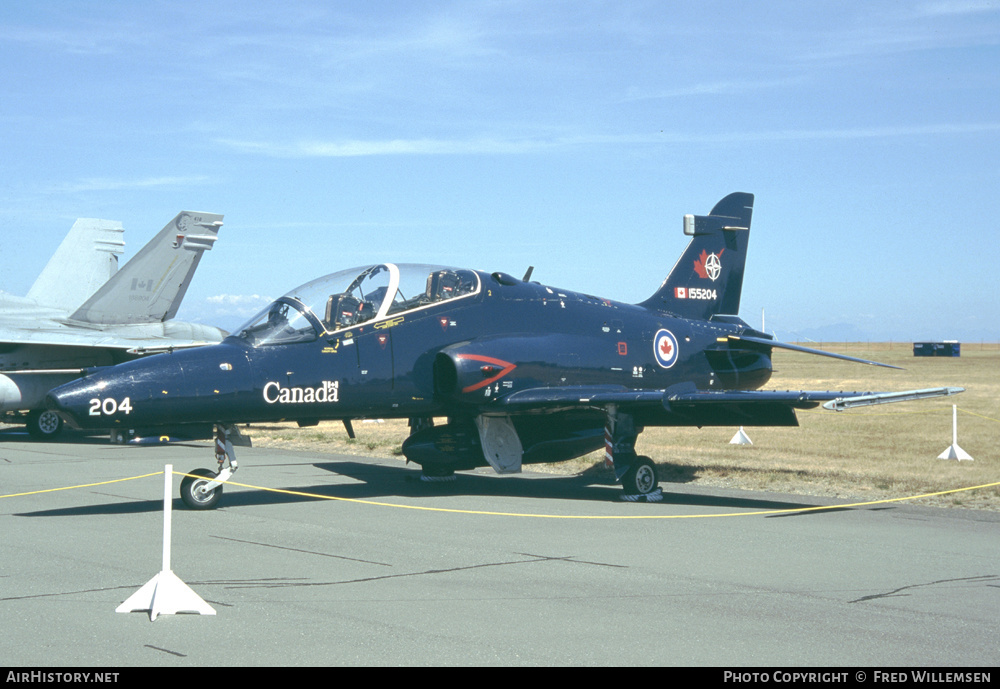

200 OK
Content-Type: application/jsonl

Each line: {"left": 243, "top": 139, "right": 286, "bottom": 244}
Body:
{"left": 26, "top": 218, "right": 125, "bottom": 313}
{"left": 69, "top": 211, "right": 223, "bottom": 325}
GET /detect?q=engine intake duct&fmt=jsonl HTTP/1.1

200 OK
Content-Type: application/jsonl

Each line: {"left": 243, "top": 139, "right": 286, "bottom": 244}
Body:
{"left": 705, "top": 343, "right": 772, "bottom": 389}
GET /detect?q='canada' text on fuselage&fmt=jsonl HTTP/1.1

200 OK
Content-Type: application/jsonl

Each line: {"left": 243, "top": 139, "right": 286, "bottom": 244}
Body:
{"left": 262, "top": 380, "right": 339, "bottom": 404}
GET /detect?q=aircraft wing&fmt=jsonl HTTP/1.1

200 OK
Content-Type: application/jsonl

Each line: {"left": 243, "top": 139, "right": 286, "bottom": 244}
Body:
{"left": 500, "top": 385, "right": 667, "bottom": 410}
{"left": 499, "top": 384, "right": 963, "bottom": 418}
{"left": 0, "top": 320, "right": 225, "bottom": 351}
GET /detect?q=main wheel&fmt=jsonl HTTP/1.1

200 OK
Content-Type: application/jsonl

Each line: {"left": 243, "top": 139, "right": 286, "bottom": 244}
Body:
{"left": 26, "top": 410, "right": 63, "bottom": 440}
{"left": 180, "top": 468, "right": 224, "bottom": 510}
{"left": 622, "top": 456, "right": 659, "bottom": 495}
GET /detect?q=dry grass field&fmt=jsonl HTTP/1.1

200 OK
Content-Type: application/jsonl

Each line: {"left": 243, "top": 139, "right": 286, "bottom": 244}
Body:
{"left": 246, "top": 342, "right": 999, "bottom": 510}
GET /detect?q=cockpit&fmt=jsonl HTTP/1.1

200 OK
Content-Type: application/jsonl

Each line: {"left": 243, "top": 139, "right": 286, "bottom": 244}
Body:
{"left": 235, "top": 263, "right": 480, "bottom": 347}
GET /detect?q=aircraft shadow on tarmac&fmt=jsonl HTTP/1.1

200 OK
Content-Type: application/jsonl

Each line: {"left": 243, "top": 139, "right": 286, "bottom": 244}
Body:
{"left": 0, "top": 427, "right": 120, "bottom": 445}
{"left": 14, "top": 459, "right": 834, "bottom": 519}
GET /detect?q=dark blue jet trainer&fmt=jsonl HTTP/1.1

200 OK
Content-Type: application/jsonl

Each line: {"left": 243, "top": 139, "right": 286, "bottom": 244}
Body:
{"left": 46, "top": 193, "right": 962, "bottom": 508}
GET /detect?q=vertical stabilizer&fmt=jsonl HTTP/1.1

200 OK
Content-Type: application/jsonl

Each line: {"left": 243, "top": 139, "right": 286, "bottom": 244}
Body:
{"left": 27, "top": 218, "right": 125, "bottom": 312}
{"left": 638, "top": 192, "right": 753, "bottom": 320}
{"left": 70, "top": 211, "right": 223, "bottom": 325}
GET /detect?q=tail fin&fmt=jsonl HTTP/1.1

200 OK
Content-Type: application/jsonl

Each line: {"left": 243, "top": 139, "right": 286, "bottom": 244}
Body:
{"left": 27, "top": 218, "right": 125, "bottom": 312}
{"left": 638, "top": 192, "right": 753, "bottom": 320}
{"left": 69, "top": 211, "right": 223, "bottom": 325}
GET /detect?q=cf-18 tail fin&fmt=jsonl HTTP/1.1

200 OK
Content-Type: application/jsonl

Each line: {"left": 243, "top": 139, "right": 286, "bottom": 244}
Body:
{"left": 27, "top": 218, "right": 125, "bottom": 313}
{"left": 69, "top": 211, "right": 223, "bottom": 325}
{"left": 638, "top": 192, "right": 753, "bottom": 320}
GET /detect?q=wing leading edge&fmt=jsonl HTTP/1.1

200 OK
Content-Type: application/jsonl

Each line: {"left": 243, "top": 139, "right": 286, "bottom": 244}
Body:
{"left": 500, "top": 384, "right": 963, "bottom": 415}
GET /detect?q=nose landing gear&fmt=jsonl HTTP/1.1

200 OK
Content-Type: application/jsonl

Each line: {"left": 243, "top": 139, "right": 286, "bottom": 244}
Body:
{"left": 179, "top": 424, "right": 242, "bottom": 510}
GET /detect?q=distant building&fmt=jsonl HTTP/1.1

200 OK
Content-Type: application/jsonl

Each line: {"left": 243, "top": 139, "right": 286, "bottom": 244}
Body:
{"left": 913, "top": 341, "right": 961, "bottom": 357}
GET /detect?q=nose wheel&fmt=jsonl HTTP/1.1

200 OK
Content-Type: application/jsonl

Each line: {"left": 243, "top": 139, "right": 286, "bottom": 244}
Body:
{"left": 180, "top": 425, "right": 240, "bottom": 510}
{"left": 180, "top": 468, "right": 224, "bottom": 510}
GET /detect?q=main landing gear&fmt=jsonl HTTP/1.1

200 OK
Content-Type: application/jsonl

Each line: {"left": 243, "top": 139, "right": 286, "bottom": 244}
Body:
{"left": 26, "top": 409, "right": 63, "bottom": 439}
{"left": 605, "top": 406, "right": 661, "bottom": 501}
{"left": 621, "top": 455, "right": 658, "bottom": 496}
{"left": 180, "top": 425, "right": 241, "bottom": 510}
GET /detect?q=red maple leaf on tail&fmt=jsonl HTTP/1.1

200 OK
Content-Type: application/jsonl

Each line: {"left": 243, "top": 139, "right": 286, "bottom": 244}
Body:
{"left": 693, "top": 248, "right": 724, "bottom": 279}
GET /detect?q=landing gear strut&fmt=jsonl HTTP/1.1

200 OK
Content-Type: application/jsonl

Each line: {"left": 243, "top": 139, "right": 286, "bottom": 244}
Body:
{"left": 605, "top": 405, "right": 661, "bottom": 500}
{"left": 180, "top": 424, "right": 240, "bottom": 510}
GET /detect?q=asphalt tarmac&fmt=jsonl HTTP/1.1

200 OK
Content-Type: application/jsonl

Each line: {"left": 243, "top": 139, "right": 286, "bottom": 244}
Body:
{"left": 2, "top": 430, "right": 998, "bottom": 667}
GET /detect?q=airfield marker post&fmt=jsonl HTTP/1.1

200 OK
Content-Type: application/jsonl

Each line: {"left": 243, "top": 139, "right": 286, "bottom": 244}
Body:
{"left": 937, "top": 405, "right": 973, "bottom": 461}
{"left": 730, "top": 427, "right": 753, "bottom": 445}
{"left": 115, "top": 465, "right": 217, "bottom": 620}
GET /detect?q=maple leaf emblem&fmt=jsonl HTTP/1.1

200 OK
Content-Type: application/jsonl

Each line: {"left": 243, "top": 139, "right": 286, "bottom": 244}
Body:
{"left": 693, "top": 248, "right": 724, "bottom": 281}
{"left": 653, "top": 328, "right": 679, "bottom": 368}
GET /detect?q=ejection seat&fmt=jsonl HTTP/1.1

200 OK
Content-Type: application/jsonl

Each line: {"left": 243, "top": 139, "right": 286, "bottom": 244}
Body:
{"left": 325, "top": 294, "right": 363, "bottom": 329}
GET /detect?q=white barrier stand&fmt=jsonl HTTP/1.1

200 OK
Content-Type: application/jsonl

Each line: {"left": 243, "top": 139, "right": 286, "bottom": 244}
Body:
{"left": 937, "top": 405, "right": 973, "bottom": 461}
{"left": 116, "top": 465, "right": 216, "bottom": 620}
{"left": 730, "top": 427, "right": 753, "bottom": 445}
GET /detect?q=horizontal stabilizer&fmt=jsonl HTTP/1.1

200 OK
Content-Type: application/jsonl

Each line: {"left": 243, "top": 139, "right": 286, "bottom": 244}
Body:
{"left": 728, "top": 335, "right": 903, "bottom": 369}
{"left": 683, "top": 213, "right": 749, "bottom": 236}
{"left": 821, "top": 387, "right": 964, "bottom": 411}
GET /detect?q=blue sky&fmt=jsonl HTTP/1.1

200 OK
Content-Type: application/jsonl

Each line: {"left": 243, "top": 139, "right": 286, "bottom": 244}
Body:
{"left": 1, "top": 1, "right": 998, "bottom": 341}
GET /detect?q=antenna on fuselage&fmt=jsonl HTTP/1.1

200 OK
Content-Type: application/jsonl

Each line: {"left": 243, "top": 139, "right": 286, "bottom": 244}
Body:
{"left": 522, "top": 266, "right": 534, "bottom": 282}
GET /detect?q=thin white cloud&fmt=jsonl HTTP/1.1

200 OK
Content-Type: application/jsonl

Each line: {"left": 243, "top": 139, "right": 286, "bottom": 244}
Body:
{"left": 217, "top": 122, "right": 1000, "bottom": 159}
{"left": 205, "top": 293, "right": 273, "bottom": 318}
{"left": 54, "top": 176, "right": 214, "bottom": 193}
{"left": 619, "top": 78, "right": 802, "bottom": 103}
{"left": 216, "top": 137, "right": 550, "bottom": 157}
{"left": 802, "top": 4, "right": 1000, "bottom": 62}
{"left": 0, "top": 26, "right": 127, "bottom": 54}
{"left": 917, "top": 1, "right": 1000, "bottom": 16}
{"left": 682, "top": 122, "right": 1000, "bottom": 143}
{"left": 206, "top": 294, "right": 274, "bottom": 306}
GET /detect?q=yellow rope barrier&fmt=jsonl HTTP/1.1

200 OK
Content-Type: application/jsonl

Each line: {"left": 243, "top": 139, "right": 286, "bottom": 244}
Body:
{"left": 958, "top": 408, "right": 1000, "bottom": 425}
{"left": 5, "top": 468, "right": 995, "bottom": 520}
{"left": 169, "top": 472, "right": 1000, "bottom": 519}
{"left": 2, "top": 404, "right": 993, "bottom": 518}
{"left": 0, "top": 472, "right": 163, "bottom": 499}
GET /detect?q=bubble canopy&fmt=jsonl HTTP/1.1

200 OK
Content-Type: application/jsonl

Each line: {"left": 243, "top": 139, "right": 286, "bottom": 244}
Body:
{"left": 234, "top": 263, "right": 480, "bottom": 347}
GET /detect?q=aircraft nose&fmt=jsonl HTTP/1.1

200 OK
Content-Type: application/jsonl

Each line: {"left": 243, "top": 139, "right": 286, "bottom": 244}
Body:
{"left": 45, "top": 354, "right": 186, "bottom": 430}
{"left": 45, "top": 379, "right": 98, "bottom": 430}
{"left": 47, "top": 342, "right": 254, "bottom": 431}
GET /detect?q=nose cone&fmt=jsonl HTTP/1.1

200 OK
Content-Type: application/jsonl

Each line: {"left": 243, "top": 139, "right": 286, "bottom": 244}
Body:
{"left": 46, "top": 354, "right": 186, "bottom": 430}
{"left": 46, "top": 342, "right": 252, "bottom": 430}
{"left": 45, "top": 380, "right": 93, "bottom": 430}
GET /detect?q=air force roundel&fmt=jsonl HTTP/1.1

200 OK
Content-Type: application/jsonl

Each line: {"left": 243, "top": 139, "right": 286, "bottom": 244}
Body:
{"left": 653, "top": 329, "right": 679, "bottom": 368}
